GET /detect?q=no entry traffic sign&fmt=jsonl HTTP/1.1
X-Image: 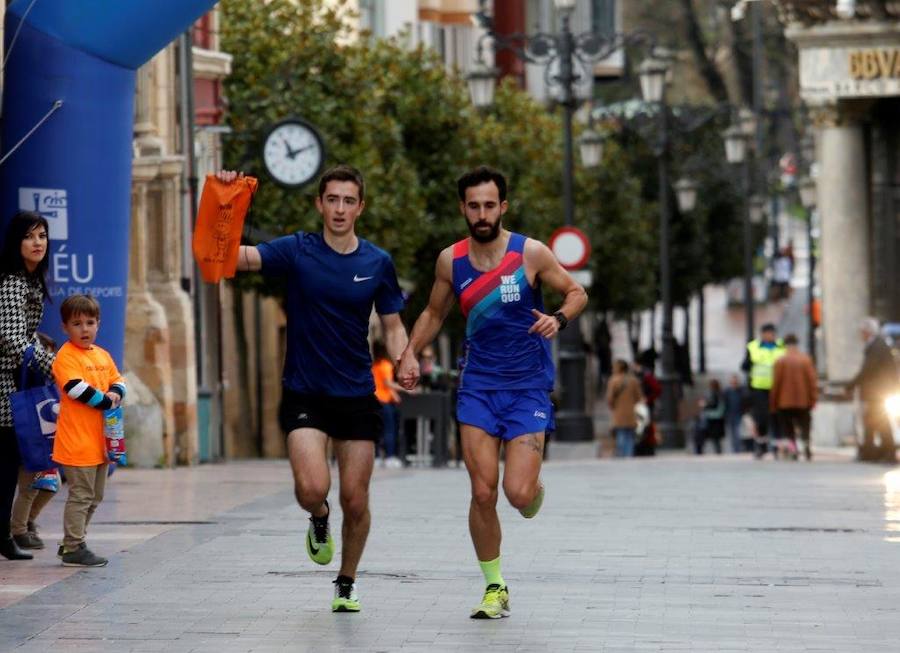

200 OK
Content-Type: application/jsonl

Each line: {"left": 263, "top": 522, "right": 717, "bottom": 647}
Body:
{"left": 549, "top": 226, "right": 591, "bottom": 271}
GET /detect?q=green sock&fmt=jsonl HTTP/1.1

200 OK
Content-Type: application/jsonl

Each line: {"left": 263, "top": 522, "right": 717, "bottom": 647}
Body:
{"left": 479, "top": 556, "right": 505, "bottom": 588}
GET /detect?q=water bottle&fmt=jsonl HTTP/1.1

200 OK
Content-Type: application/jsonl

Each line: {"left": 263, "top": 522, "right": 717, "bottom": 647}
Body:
{"left": 103, "top": 406, "right": 127, "bottom": 465}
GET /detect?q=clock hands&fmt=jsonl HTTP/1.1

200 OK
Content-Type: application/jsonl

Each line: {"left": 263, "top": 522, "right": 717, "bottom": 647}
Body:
{"left": 283, "top": 140, "right": 316, "bottom": 160}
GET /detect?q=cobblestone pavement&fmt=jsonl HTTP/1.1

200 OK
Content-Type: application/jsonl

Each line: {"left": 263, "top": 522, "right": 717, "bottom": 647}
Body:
{"left": 3, "top": 454, "right": 900, "bottom": 652}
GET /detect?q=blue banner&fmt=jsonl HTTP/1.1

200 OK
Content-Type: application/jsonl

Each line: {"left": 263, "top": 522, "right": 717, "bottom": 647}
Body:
{"left": 1, "top": 0, "right": 218, "bottom": 366}
{"left": 1, "top": 18, "right": 133, "bottom": 365}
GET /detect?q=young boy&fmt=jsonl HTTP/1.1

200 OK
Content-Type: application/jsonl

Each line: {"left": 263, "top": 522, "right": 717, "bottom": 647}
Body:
{"left": 52, "top": 294, "right": 126, "bottom": 567}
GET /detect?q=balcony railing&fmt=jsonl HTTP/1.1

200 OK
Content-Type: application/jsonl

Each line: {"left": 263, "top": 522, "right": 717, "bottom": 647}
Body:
{"left": 776, "top": 0, "right": 900, "bottom": 24}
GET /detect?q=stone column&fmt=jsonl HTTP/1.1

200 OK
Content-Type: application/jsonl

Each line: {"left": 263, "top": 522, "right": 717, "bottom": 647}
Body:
{"left": 147, "top": 161, "right": 199, "bottom": 465}
{"left": 814, "top": 103, "right": 871, "bottom": 382}
{"left": 127, "top": 161, "right": 176, "bottom": 465}
{"left": 134, "top": 64, "right": 164, "bottom": 157}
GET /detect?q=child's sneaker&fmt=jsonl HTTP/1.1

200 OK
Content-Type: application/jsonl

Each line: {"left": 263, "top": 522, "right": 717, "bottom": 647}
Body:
{"left": 61, "top": 543, "right": 107, "bottom": 567}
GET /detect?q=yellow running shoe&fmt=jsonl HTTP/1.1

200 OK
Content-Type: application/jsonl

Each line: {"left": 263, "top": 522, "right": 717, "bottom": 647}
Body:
{"left": 470, "top": 583, "right": 510, "bottom": 619}
{"left": 519, "top": 481, "right": 544, "bottom": 519}
{"left": 306, "top": 501, "right": 334, "bottom": 565}
{"left": 332, "top": 578, "right": 360, "bottom": 612}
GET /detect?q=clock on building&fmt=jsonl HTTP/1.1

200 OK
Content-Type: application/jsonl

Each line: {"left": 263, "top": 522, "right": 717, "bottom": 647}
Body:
{"left": 261, "top": 118, "right": 325, "bottom": 188}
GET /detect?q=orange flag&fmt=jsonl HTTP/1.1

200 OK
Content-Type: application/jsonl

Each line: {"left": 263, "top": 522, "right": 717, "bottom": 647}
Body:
{"left": 192, "top": 174, "right": 258, "bottom": 283}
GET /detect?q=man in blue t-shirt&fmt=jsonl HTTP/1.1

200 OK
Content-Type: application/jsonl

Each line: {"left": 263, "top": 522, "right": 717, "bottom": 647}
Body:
{"left": 396, "top": 166, "right": 587, "bottom": 619}
{"left": 216, "top": 165, "right": 408, "bottom": 613}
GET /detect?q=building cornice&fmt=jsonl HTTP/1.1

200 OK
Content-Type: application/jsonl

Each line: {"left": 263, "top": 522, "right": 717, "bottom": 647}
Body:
{"left": 192, "top": 47, "right": 232, "bottom": 81}
{"left": 786, "top": 20, "right": 900, "bottom": 48}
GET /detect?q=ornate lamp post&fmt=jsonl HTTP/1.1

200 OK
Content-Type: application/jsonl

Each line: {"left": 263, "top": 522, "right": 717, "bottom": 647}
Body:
{"left": 467, "top": 0, "right": 658, "bottom": 442}
{"left": 635, "top": 55, "right": 685, "bottom": 447}
{"left": 674, "top": 176, "right": 704, "bottom": 374}
{"left": 723, "top": 121, "right": 755, "bottom": 343}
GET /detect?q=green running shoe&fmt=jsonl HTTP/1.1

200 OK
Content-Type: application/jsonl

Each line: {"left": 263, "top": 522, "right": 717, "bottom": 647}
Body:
{"left": 519, "top": 481, "right": 544, "bottom": 519}
{"left": 306, "top": 501, "right": 334, "bottom": 566}
{"left": 332, "top": 578, "right": 360, "bottom": 612}
{"left": 470, "top": 583, "right": 510, "bottom": 619}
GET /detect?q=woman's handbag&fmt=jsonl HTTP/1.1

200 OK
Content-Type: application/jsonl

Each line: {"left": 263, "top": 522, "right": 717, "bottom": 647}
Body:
{"left": 10, "top": 345, "right": 60, "bottom": 471}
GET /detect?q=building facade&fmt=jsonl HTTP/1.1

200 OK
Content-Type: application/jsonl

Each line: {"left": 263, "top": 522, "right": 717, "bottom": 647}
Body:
{"left": 780, "top": 1, "right": 899, "bottom": 382}
{"left": 777, "top": 1, "right": 899, "bottom": 443}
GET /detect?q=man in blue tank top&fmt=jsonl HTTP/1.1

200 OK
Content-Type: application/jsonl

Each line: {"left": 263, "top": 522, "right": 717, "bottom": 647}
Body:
{"left": 216, "top": 166, "right": 408, "bottom": 613}
{"left": 397, "top": 166, "right": 587, "bottom": 619}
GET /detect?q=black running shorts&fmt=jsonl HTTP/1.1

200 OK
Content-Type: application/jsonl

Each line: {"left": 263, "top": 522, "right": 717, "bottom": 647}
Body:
{"left": 278, "top": 388, "right": 384, "bottom": 441}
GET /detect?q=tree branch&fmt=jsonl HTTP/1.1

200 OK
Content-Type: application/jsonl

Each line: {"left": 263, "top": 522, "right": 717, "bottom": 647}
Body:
{"left": 677, "top": 0, "right": 730, "bottom": 103}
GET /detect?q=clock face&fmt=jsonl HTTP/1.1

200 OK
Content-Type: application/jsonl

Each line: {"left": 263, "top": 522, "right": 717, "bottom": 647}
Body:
{"left": 262, "top": 120, "right": 325, "bottom": 188}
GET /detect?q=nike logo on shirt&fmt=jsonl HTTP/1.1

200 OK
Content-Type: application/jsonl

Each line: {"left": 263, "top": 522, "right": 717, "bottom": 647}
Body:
{"left": 353, "top": 275, "right": 374, "bottom": 282}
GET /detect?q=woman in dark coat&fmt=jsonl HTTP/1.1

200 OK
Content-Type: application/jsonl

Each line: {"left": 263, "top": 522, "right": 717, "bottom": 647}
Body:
{"left": 0, "top": 211, "right": 55, "bottom": 560}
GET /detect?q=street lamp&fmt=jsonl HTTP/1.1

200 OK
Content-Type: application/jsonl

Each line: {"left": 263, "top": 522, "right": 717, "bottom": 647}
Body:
{"left": 467, "top": 60, "right": 499, "bottom": 109}
{"left": 638, "top": 57, "right": 667, "bottom": 104}
{"left": 799, "top": 176, "right": 817, "bottom": 209}
{"left": 799, "top": 175, "right": 818, "bottom": 361}
{"left": 723, "top": 125, "right": 748, "bottom": 165}
{"left": 723, "top": 121, "right": 755, "bottom": 342}
{"left": 578, "top": 128, "right": 604, "bottom": 169}
{"left": 749, "top": 195, "right": 765, "bottom": 225}
{"left": 466, "top": 3, "right": 657, "bottom": 443}
{"left": 674, "top": 177, "right": 698, "bottom": 213}
{"left": 738, "top": 106, "right": 757, "bottom": 139}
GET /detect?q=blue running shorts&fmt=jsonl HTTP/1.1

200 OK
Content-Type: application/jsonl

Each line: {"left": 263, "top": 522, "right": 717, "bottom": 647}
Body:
{"left": 457, "top": 388, "right": 554, "bottom": 441}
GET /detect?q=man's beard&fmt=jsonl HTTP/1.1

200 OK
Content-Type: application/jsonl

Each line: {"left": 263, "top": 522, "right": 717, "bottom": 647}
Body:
{"left": 468, "top": 218, "right": 501, "bottom": 243}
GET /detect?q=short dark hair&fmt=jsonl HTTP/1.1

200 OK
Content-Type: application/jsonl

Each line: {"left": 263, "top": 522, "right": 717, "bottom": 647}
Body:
{"left": 457, "top": 166, "right": 507, "bottom": 202}
{"left": 318, "top": 165, "right": 365, "bottom": 201}
{"left": 61, "top": 294, "right": 100, "bottom": 323}
{"left": 783, "top": 333, "right": 798, "bottom": 345}
{"left": 761, "top": 323, "right": 776, "bottom": 333}
{"left": 0, "top": 211, "right": 51, "bottom": 300}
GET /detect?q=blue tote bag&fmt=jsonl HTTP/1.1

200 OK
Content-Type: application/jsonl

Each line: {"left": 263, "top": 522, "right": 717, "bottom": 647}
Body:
{"left": 10, "top": 345, "right": 60, "bottom": 471}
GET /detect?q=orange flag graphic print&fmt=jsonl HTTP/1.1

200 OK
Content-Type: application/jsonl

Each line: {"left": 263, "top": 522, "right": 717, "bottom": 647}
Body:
{"left": 192, "top": 174, "right": 258, "bottom": 283}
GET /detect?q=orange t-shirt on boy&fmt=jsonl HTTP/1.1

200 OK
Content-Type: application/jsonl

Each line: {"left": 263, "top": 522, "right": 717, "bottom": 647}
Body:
{"left": 52, "top": 342, "right": 126, "bottom": 467}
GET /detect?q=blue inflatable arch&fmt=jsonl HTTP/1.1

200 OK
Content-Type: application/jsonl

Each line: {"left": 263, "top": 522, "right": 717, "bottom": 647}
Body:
{"left": 1, "top": 0, "right": 218, "bottom": 365}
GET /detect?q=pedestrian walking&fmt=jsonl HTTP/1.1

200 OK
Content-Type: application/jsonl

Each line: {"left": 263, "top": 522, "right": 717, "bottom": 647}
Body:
{"left": 723, "top": 374, "right": 747, "bottom": 453}
{"left": 371, "top": 340, "right": 402, "bottom": 468}
{"left": 607, "top": 359, "right": 644, "bottom": 458}
{"left": 52, "top": 294, "right": 127, "bottom": 567}
{"left": 846, "top": 317, "right": 899, "bottom": 463}
{"left": 396, "top": 166, "right": 587, "bottom": 619}
{"left": 695, "top": 379, "right": 726, "bottom": 455}
{"left": 215, "top": 166, "right": 409, "bottom": 612}
{"left": 632, "top": 361, "right": 661, "bottom": 456}
{"left": 770, "top": 333, "right": 817, "bottom": 461}
{"left": 741, "top": 323, "right": 786, "bottom": 459}
{"left": 0, "top": 211, "right": 55, "bottom": 561}
{"left": 772, "top": 249, "right": 793, "bottom": 300}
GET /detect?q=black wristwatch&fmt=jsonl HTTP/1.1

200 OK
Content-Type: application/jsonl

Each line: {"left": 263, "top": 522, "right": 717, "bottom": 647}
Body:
{"left": 553, "top": 311, "right": 568, "bottom": 330}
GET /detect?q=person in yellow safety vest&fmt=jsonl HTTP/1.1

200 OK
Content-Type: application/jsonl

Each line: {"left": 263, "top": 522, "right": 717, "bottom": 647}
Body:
{"left": 740, "top": 323, "right": 786, "bottom": 458}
